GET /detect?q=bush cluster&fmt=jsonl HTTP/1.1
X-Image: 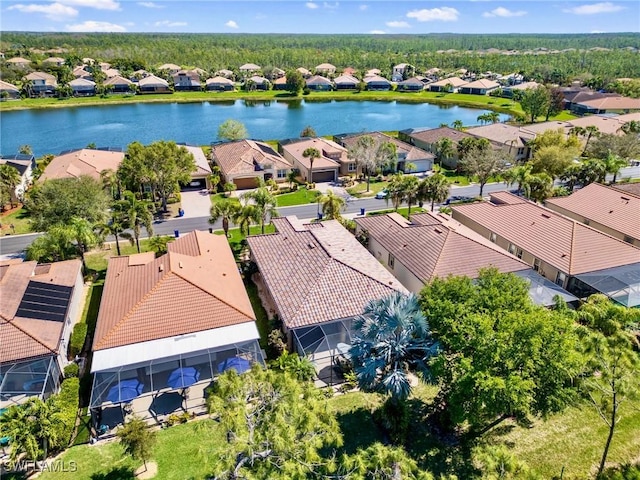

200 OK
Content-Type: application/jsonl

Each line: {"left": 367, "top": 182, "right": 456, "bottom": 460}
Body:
{"left": 69, "top": 323, "right": 88, "bottom": 358}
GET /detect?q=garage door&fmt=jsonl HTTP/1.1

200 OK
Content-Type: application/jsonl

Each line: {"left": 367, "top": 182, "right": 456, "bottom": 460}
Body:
{"left": 234, "top": 177, "right": 259, "bottom": 189}
{"left": 312, "top": 170, "right": 336, "bottom": 183}
{"left": 181, "top": 178, "right": 206, "bottom": 190}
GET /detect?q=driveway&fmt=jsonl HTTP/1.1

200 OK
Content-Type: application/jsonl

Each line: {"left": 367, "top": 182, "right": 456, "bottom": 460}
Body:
{"left": 179, "top": 189, "right": 212, "bottom": 219}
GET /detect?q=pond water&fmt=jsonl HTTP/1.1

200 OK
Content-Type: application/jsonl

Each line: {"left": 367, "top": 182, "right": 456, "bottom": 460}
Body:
{"left": 0, "top": 99, "right": 509, "bottom": 156}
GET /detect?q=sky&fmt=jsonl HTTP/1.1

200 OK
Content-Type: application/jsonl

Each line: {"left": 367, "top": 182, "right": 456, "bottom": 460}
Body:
{"left": 1, "top": 0, "right": 639, "bottom": 34}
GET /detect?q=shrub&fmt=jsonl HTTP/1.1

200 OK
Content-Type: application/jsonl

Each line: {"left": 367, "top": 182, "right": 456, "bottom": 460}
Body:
{"left": 48, "top": 377, "right": 80, "bottom": 449}
{"left": 69, "top": 323, "right": 88, "bottom": 358}
{"left": 63, "top": 363, "right": 79, "bottom": 378}
{"left": 303, "top": 87, "right": 311, "bottom": 95}
{"left": 268, "top": 329, "right": 287, "bottom": 358}
{"left": 270, "top": 351, "right": 315, "bottom": 382}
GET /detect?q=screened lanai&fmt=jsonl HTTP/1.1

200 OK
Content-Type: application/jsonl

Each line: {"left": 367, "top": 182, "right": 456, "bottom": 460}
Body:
{"left": 292, "top": 319, "right": 353, "bottom": 386}
{"left": 515, "top": 270, "right": 579, "bottom": 307}
{"left": 572, "top": 263, "right": 640, "bottom": 308}
{"left": 0, "top": 356, "right": 61, "bottom": 409}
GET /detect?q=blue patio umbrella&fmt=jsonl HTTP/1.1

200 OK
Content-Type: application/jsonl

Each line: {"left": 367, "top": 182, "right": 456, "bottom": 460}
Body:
{"left": 217, "top": 357, "right": 251, "bottom": 374}
{"left": 107, "top": 378, "right": 144, "bottom": 404}
{"left": 166, "top": 367, "right": 200, "bottom": 389}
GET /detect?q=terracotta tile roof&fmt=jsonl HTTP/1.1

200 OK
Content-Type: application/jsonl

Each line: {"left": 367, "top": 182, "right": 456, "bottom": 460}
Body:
{"left": 576, "top": 96, "right": 640, "bottom": 111}
{"left": 7, "top": 57, "right": 30, "bottom": 64}
{"left": 306, "top": 75, "right": 333, "bottom": 86}
{"left": 25, "top": 71, "right": 57, "bottom": 85}
{"left": 405, "top": 126, "right": 478, "bottom": 145}
{"left": 206, "top": 76, "right": 234, "bottom": 86}
{"left": 212, "top": 140, "right": 291, "bottom": 178}
{"left": 158, "top": 63, "right": 181, "bottom": 70}
{"left": 467, "top": 123, "right": 535, "bottom": 148}
{"left": 451, "top": 192, "right": 640, "bottom": 275}
{"left": 281, "top": 138, "right": 344, "bottom": 170}
{"left": 315, "top": 63, "right": 336, "bottom": 71}
{"left": 104, "top": 75, "right": 132, "bottom": 86}
{"left": 247, "top": 217, "right": 407, "bottom": 329}
{"left": 612, "top": 183, "right": 640, "bottom": 197}
{"left": 430, "top": 77, "right": 468, "bottom": 87}
{"left": 0, "top": 259, "right": 82, "bottom": 363}
{"left": 93, "top": 231, "right": 256, "bottom": 351}
{"left": 138, "top": 75, "right": 169, "bottom": 87}
{"left": 239, "top": 63, "right": 261, "bottom": 71}
{"left": 338, "top": 132, "right": 434, "bottom": 162}
{"left": 355, "top": 212, "right": 528, "bottom": 282}
{"left": 183, "top": 145, "right": 211, "bottom": 176}
{"left": 40, "top": 149, "right": 125, "bottom": 182}
{"left": 462, "top": 79, "right": 500, "bottom": 89}
{"left": 545, "top": 183, "right": 640, "bottom": 241}
{"left": 0, "top": 80, "right": 19, "bottom": 92}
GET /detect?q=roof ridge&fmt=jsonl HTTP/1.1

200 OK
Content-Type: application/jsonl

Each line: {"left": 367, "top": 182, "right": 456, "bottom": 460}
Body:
{"left": 171, "top": 268, "right": 256, "bottom": 321}
{"left": 568, "top": 221, "right": 577, "bottom": 274}
{"left": 95, "top": 270, "right": 170, "bottom": 350}
{"left": 428, "top": 227, "right": 452, "bottom": 277}
{"left": 3, "top": 318, "right": 58, "bottom": 356}
{"left": 330, "top": 256, "right": 399, "bottom": 290}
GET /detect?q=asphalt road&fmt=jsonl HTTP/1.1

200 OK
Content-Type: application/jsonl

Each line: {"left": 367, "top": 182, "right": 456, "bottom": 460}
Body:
{"left": 2, "top": 166, "right": 638, "bottom": 256}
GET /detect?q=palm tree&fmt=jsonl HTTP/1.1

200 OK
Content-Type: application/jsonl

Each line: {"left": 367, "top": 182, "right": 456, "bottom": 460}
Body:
{"left": 287, "top": 170, "right": 298, "bottom": 189}
{"left": 401, "top": 175, "right": 420, "bottom": 220}
{"left": 242, "top": 187, "right": 278, "bottom": 234}
{"left": 386, "top": 173, "right": 405, "bottom": 211}
{"left": 602, "top": 151, "right": 628, "bottom": 184}
{"left": 121, "top": 191, "right": 154, "bottom": 253}
{"left": 451, "top": 119, "right": 464, "bottom": 131}
{"left": 319, "top": 189, "right": 346, "bottom": 220}
{"left": 100, "top": 168, "right": 120, "bottom": 199}
{"left": 0, "top": 163, "right": 22, "bottom": 209}
{"left": 97, "top": 203, "right": 128, "bottom": 256}
{"left": 67, "top": 217, "right": 100, "bottom": 262}
{"left": 350, "top": 292, "right": 438, "bottom": 438}
{"left": 148, "top": 235, "right": 173, "bottom": 256}
{"left": 477, "top": 113, "right": 490, "bottom": 125}
{"left": 209, "top": 199, "right": 240, "bottom": 237}
{"left": 503, "top": 164, "right": 533, "bottom": 196}
{"left": 434, "top": 138, "right": 455, "bottom": 167}
{"left": 421, "top": 173, "right": 451, "bottom": 211}
{"left": 302, "top": 147, "right": 320, "bottom": 183}
{"left": 487, "top": 111, "right": 500, "bottom": 124}
{"left": 233, "top": 204, "right": 260, "bottom": 236}
{"left": 524, "top": 173, "right": 554, "bottom": 203}
{"left": 619, "top": 120, "right": 640, "bottom": 134}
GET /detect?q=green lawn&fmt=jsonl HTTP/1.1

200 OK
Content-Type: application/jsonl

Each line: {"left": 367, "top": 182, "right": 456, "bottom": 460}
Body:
{"left": 214, "top": 224, "right": 276, "bottom": 243}
{"left": 84, "top": 239, "right": 157, "bottom": 275}
{"left": 210, "top": 192, "right": 240, "bottom": 205}
{"left": 245, "top": 280, "right": 271, "bottom": 353}
{"left": 0, "top": 207, "right": 33, "bottom": 235}
{"left": 347, "top": 180, "right": 389, "bottom": 197}
{"left": 275, "top": 188, "right": 321, "bottom": 207}
{"left": 366, "top": 207, "right": 426, "bottom": 218}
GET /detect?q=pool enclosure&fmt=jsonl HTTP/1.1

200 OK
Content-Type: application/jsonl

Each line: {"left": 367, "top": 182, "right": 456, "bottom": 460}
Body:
{"left": 571, "top": 263, "right": 640, "bottom": 308}
{"left": 0, "top": 356, "right": 61, "bottom": 409}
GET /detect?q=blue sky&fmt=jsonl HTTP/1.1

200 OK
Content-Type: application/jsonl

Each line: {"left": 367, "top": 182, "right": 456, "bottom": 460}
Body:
{"left": 1, "top": 0, "right": 639, "bottom": 34}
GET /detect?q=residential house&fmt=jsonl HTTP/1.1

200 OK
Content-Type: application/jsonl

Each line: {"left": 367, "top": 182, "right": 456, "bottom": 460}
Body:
{"left": 72, "top": 66, "right": 93, "bottom": 80}
{"left": 562, "top": 90, "right": 620, "bottom": 113}
{"left": 157, "top": 63, "right": 181, "bottom": 75}
{"left": 269, "top": 67, "right": 285, "bottom": 79}
{"left": 205, "top": 76, "right": 235, "bottom": 91}
{"left": 545, "top": 183, "right": 640, "bottom": 247}
{"left": 333, "top": 74, "right": 359, "bottom": 90}
{"left": 364, "top": 75, "right": 392, "bottom": 91}
{"left": 42, "top": 57, "right": 65, "bottom": 67}
{"left": 98, "top": 62, "right": 111, "bottom": 71}
{"left": 82, "top": 57, "right": 95, "bottom": 65}
{"left": 365, "top": 69, "right": 381, "bottom": 77}
{"left": 247, "top": 216, "right": 407, "bottom": 383}
{"left": 90, "top": 231, "right": 262, "bottom": 422}
{"left": 131, "top": 69, "right": 150, "bottom": 81}
{"left": 396, "top": 77, "right": 425, "bottom": 92}
{"left": 0, "top": 154, "right": 36, "bottom": 199}
{"left": 103, "top": 68, "right": 120, "bottom": 79}
{"left": 315, "top": 63, "right": 336, "bottom": 76}
{"left": 342, "top": 67, "right": 357, "bottom": 76}
{"left": 501, "top": 81, "right": 541, "bottom": 98}
{"left": 179, "top": 145, "right": 212, "bottom": 190}
{"left": 0, "top": 258, "right": 83, "bottom": 409}
{"left": 69, "top": 78, "right": 96, "bottom": 96}
{"left": 392, "top": 63, "right": 413, "bottom": 82}
{"left": 40, "top": 148, "right": 125, "bottom": 182}
{"left": 466, "top": 123, "right": 535, "bottom": 162}
{"left": 428, "top": 77, "right": 467, "bottom": 92}
{"left": 335, "top": 131, "right": 434, "bottom": 174}
{"left": 272, "top": 76, "right": 288, "bottom": 90}
{"left": 211, "top": 139, "right": 293, "bottom": 189}
{"left": 424, "top": 67, "right": 441, "bottom": 78}
{"left": 451, "top": 192, "right": 640, "bottom": 306}
{"left": 612, "top": 182, "right": 640, "bottom": 197}
{"left": 172, "top": 70, "right": 201, "bottom": 91}
{"left": 104, "top": 75, "right": 134, "bottom": 94}
{"left": 239, "top": 63, "right": 261, "bottom": 76}
{"left": 459, "top": 79, "right": 500, "bottom": 95}
{"left": 6, "top": 57, "right": 31, "bottom": 69}
{"left": 354, "top": 212, "right": 576, "bottom": 306}
{"left": 566, "top": 112, "right": 640, "bottom": 135}
{"left": 214, "top": 69, "right": 234, "bottom": 79}
{"left": 572, "top": 96, "right": 640, "bottom": 115}
{"left": 305, "top": 75, "right": 333, "bottom": 91}
{"left": 138, "top": 75, "right": 171, "bottom": 94}
{"left": 296, "top": 67, "right": 312, "bottom": 78}
{"left": 24, "top": 72, "right": 57, "bottom": 97}
{"left": 280, "top": 137, "right": 345, "bottom": 182}
{"left": 246, "top": 75, "right": 270, "bottom": 91}
{"left": 0, "top": 80, "right": 20, "bottom": 100}
{"left": 399, "top": 126, "right": 484, "bottom": 169}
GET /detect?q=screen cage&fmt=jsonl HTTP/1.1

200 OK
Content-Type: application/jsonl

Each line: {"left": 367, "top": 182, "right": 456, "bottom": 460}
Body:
{"left": 0, "top": 356, "right": 61, "bottom": 409}
{"left": 572, "top": 263, "right": 640, "bottom": 308}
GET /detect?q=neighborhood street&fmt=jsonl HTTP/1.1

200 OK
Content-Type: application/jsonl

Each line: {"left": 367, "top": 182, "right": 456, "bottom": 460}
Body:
{"left": 2, "top": 165, "right": 639, "bottom": 256}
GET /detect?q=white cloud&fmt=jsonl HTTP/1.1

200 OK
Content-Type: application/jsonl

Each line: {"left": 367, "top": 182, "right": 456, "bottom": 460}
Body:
{"left": 8, "top": 2, "right": 78, "bottom": 21}
{"left": 359, "top": 4, "right": 368, "bottom": 11}
{"left": 482, "top": 7, "right": 527, "bottom": 18}
{"left": 323, "top": 2, "right": 339, "bottom": 9}
{"left": 563, "top": 2, "right": 624, "bottom": 14}
{"left": 306, "top": 2, "right": 318, "bottom": 9}
{"left": 225, "top": 20, "right": 238, "bottom": 28}
{"left": 591, "top": 30, "right": 605, "bottom": 33}
{"left": 58, "top": 0, "right": 120, "bottom": 11}
{"left": 66, "top": 20, "right": 126, "bottom": 31}
{"left": 407, "top": 7, "right": 459, "bottom": 22}
{"left": 386, "top": 20, "right": 410, "bottom": 28}
{"left": 369, "top": 30, "right": 385, "bottom": 34}
{"left": 138, "top": 2, "right": 163, "bottom": 8}
{"left": 154, "top": 20, "right": 187, "bottom": 27}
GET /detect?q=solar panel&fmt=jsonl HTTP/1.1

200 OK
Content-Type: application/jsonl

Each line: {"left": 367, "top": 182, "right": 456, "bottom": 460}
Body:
{"left": 256, "top": 143, "right": 277, "bottom": 155}
{"left": 15, "top": 281, "right": 73, "bottom": 322}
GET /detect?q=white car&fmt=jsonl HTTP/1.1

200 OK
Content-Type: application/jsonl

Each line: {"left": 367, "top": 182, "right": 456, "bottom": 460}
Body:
{"left": 375, "top": 189, "right": 388, "bottom": 199}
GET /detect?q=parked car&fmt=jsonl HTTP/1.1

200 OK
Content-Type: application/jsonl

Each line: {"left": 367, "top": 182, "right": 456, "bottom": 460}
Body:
{"left": 375, "top": 189, "right": 388, "bottom": 199}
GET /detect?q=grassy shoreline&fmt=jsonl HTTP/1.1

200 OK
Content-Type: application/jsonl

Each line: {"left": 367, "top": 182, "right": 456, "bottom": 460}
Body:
{"left": 0, "top": 90, "right": 524, "bottom": 116}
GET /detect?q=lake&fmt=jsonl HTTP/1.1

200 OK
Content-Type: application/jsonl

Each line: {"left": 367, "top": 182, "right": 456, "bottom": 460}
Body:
{"left": 0, "top": 99, "right": 509, "bottom": 156}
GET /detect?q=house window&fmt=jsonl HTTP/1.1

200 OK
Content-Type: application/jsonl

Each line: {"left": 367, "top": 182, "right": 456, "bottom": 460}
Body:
{"left": 388, "top": 253, "right": 395, "bottom": 269}
{"left": 490, "top": 232, "right": 497, "bottom": 243}
{"left": 555, "top": 272, "right": 566, "bottom": 287}
{"left": 508, "top": 243, "right": 517, "bottom": 255}
{"left": 517, "top": 148, "right": 524, "bottom": 156}
{"left": 277, "top": 169, "right": 288, "bottom": 179}
{"left": 533, "top": 258, "right": 541, "bottom": 272}
{"left": 348, "top": 163, "right": 357, "bottom": 172}
{"left": 516, "top": 248, "right": 523, "bottom": 259}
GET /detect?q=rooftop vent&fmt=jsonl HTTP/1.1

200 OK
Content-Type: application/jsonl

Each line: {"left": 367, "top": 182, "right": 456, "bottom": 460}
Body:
{"left": 159, "top": 264, "right": 164, "bottom": 272}
{"left": 541, "top": 213, "right": 550, "bottom": 219}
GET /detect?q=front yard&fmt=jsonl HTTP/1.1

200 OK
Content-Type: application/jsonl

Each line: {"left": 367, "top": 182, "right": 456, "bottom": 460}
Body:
{"left": 0, "top": 207, "right": 32, "bottom": 236}
{"left": 275, "top": 188, "right": 321, "bottom": 207}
